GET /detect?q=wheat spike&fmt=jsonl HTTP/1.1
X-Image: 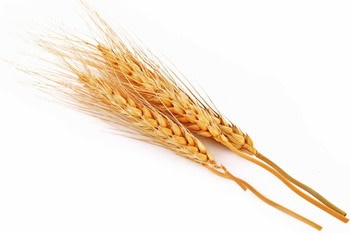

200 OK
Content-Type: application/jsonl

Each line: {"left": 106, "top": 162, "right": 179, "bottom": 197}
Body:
{"left": 26, "top": 28, "right": 326, "bottom": 230}
{"left": 81, "top": 4, "right": 348, "bottom": 224}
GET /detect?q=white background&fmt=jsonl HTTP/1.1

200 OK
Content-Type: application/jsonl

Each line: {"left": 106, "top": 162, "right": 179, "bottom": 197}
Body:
{"left": 0, "top": 0, "right": 349, "bottom": 232}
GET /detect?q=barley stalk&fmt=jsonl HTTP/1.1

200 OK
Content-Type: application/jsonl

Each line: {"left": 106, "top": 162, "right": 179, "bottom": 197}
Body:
{"left": 82, "top": 5, "right": 347, "bottom": 223}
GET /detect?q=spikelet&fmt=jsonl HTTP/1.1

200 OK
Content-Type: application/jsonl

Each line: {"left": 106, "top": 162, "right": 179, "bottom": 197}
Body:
{"left": 73, "top": 2, "right": 348, "bottom": 226}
